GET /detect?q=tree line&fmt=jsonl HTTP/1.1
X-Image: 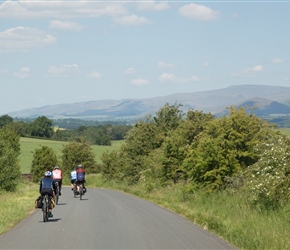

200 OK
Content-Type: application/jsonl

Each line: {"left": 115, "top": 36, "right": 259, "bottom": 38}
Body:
{"left": 1, "top": 104, "right": 289, "bottom": 210}
{"left": 0, "top": 123, "right": 98, "bottom": 190}
{"left": 30, "top": 141, "right": 97, "bottom": 183}
{"left": 100, "top": 103, "right": 290, "bottom": 210}
{"left": 0, "top": 115, "right": 132, "bottom": 145}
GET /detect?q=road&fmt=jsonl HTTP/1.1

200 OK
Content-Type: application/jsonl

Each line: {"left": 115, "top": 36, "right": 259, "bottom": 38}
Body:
{"left": 0, "top": 187, "right": 237, "bottom": 249}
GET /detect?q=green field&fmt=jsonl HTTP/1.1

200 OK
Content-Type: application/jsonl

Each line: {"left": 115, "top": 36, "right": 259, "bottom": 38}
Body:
{"left": 277, "top": 127, "right": 290, "bottom": 136}
{"left": 20, "top": 137, "right": 123, "bottom": 173}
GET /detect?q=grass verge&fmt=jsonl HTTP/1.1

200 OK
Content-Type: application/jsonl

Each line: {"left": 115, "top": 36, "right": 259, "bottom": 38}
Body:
{"left": 1, "top": 174, "right": 289, "bottom": 250}
{"left": 0, "top": 179, "right": 38, "bottom": 235}
{"left": 87, "top": 174, "right": 290, "bottom": 250}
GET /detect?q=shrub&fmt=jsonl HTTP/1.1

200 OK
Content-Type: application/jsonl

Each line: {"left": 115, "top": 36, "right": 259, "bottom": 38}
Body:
{"left": 244, "top": 134, "right": 290, "bottom": 209}
{"left": 0, "top": 125, "right": 21, "bottom": 191}
{"left": 30, "top": 146, "right": 58, "bottom": 182}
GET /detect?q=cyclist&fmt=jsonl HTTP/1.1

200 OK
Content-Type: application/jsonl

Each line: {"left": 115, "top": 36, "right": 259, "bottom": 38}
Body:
{"left": 39, "top": 171, "right": 57, "bottom": 218}
{"left": 70, "top": 167, "right": 77, "bottom": 190}
{"left": 76, "top": 164, "right": 87, "bottom": 194}
{"left": 52, "top": 166, "right": 63, "bottom": 195}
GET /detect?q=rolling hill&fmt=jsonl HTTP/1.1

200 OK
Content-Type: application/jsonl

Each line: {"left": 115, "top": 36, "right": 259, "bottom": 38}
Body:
{"left": 7, "top": 84, "right": 290, "bottom": 121}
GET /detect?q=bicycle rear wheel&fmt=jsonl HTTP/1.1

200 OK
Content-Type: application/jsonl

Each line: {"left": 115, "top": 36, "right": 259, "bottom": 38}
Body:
{"left": 79, "top": 184, "right": 83, "bottom": 200}
{"left": 42, "top": 195, "right": 49, "bottom": 222}
{"left": 55, "top": 184, "right": 59, "bottom": 204}
{"left": 73, "top": 184, "right": 77, "bottom": 198}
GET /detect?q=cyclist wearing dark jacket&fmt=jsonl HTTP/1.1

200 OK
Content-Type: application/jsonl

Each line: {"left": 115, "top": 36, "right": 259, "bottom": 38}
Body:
{"left": 39, "top": 171, "right": 57, "bottom": 217}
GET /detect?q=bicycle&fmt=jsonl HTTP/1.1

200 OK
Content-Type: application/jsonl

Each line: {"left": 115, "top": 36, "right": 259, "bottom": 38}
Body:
{"left": 54, "top": 181, "right": 59, "bottom": 205}
{"left": 79, "top": 183, "right": 83, "bottom": 200}
{"left": 42, "top": 194, "right": 49, "bottom": 222}
{"left": 73, "top": 182, "right": 77, "bottom": 198}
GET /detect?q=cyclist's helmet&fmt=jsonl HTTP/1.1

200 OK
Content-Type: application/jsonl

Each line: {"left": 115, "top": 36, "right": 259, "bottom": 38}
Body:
{"left": 44, "top": 171, "right": 52, "bottom": 177}
{"left": 54, "top": 166, "right": 60, "bottom": 169}
{"left": 78, "top": 164, "right": 83, "bottom": 168}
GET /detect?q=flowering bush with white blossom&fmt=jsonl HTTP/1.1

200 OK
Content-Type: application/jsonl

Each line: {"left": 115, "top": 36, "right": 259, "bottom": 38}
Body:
{"left": 245, "top": 134, "right": 290, "bottom": 209}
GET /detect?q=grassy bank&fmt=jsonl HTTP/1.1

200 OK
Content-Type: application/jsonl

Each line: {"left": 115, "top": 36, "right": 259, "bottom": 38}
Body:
{"left": 86, "top": 174, "right": 290, "bottom": 250}
{"left": 1, "top": 175, "right": 289, "bottom": 249}
{"left": 0, "top": 180, "right": 38, "bottom": 235}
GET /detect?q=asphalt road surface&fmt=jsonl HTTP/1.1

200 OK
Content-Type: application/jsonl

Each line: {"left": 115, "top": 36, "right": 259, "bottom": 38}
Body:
{"left": 0, "top": 187, "right": 237, "bottom": 249}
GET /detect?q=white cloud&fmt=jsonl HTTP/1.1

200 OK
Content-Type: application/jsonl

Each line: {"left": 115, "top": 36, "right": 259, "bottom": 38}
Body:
{"left": 47, "top": 64, "right": 80, "bottom": 77}
{"left": 232, "top": 65, "right": 264, "bottom": 77}
{"left": 272, "top": 58, "right": 285, "bottom": 64}
{"left": 136, "top": 1, "right": 169, "bottom": 11}
{"left": 158, "top": 73, "right": 175, "bottom": 81}
{"left": 49, "top": 20, "right": 83, "bottom": 31}
{"left": 202, "top": 62, "right": 209, "bottom": 67}
{"left": 158, "top": 73, "right": 199, "bottom": 83}
{"left": 124, "top": 68, "right": 135, "bottom": 74}
{"left": 251, "top": 65, "right": 263, "bottom": 72}
{"left": 114, "top": 14, "right": 151, "bottom": 25}
{"left": 178, "top": 3, "right": 220, "bottom": 21}
{"left": 87, "top": 71, "right": 102, "bottom": 79}
{"left": 0, "top": 26, "right": 57, "bottom": 52}
{"left": 131, "top": 78, "right": 149, "bottom": 86}
{"left": 157, "top": 61, "right": 174, "bottom": 69}
{"left": 13, "top": 67, "right": 30, "bottom": 79}
{"left": 0, "top": 1, "right": 128, "bottom": 19}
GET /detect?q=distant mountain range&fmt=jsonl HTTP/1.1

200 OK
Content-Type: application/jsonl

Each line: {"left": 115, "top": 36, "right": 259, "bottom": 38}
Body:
{"left": 7, "top": 85, "right": 290, "bottom": 121}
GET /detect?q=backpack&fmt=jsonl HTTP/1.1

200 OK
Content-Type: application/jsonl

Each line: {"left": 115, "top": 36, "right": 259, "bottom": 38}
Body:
{"left": 77, "top": 172, "right": 84, "bottom": 180}
{"left": 35, "top": 196, "right": 43, "bottom": 209}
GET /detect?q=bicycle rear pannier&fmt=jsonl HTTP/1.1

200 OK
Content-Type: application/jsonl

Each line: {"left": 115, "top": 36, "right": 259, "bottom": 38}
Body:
{"left": 49, "top": 197, "right": 55, "bottom": 209}
{"left": 35, "top": 196, "right": 43, "bottom": 209}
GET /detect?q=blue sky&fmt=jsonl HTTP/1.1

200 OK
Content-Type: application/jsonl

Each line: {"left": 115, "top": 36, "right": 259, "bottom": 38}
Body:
{"left": 0, "top": 1, "right": 289, "bottom": 114}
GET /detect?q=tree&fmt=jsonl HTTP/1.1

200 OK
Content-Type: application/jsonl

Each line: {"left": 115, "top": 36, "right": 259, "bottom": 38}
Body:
{"left": 0, "top": 125, "right": 21, "bottom": 191}
{"left": 30, "top": 146, "right": 58, "bottom": 182}
{"left": 182, "top": 107, "right": 274, "bottom": 192}
{"left": 30, "top": 116, "right": 54, "bottom": 138}
{"left": 61, "top": 141, "right": 97, "bottom": 175}
{"left": 154, "top": 102, "right": 184, "bottom": 134}
{"left": 162, "top": 109, "right": 214, "bottom": 184}
{"left": 0, "top": 115, "right": 13, "bottom": 128}
{"left": 11, "top": 121, "right": 30, "bottom": 137}
{"left": 100, "top": 103, "right": 185, "bottom": 184}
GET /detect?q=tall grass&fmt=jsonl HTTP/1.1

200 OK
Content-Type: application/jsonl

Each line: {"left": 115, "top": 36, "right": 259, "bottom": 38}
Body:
{"left": 87, "top": 174, "right": 290, "bottom": 250}
{"left": 1, "top": 175, "right": 289, "bottom": 249}
{"left": 0, "top": 180, "right": 38, "bottom": 235}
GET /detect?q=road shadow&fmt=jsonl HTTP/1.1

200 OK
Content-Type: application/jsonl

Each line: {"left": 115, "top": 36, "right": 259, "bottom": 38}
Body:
{"left": 38, "top": 218, "right": 61, "bottom": 223}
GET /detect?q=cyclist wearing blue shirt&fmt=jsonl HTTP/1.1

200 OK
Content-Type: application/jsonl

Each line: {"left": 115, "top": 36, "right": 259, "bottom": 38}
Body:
{"left": 70, "top": 167, "right": 77, "bottom": 190}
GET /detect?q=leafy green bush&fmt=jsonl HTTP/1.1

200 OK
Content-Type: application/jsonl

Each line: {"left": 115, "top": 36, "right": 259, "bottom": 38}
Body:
{"left": 61, "top": 141, "right": 97, "bottom": 175}
{"left": 0, "top": 125, "right": 21, "bottom": 191}
{"left": 30, "top": 145, "right": 58, "bottom": 182}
